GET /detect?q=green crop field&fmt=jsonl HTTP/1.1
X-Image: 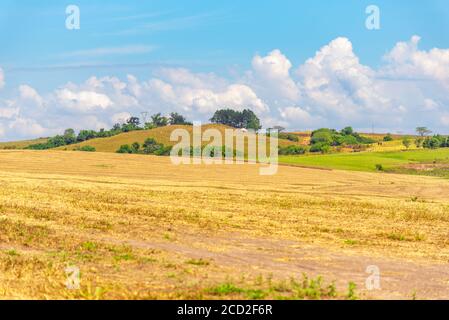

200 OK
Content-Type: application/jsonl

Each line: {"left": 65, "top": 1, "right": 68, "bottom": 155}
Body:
{"left": 279, "top": 148, "right": 449, "bottom": 172}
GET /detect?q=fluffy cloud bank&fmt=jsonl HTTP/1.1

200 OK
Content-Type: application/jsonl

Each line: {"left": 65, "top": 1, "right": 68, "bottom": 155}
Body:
{"left": 381, "top": 36, "right": 449, "bottom": 84}
{"left": 250, "top": 49, "right": 299, "bottom": 102}
{"left": 0, "top": 68, "right": 4, "bottom": 89}
{"left": 1, "top": 35, "right": 449, "bottom": 140}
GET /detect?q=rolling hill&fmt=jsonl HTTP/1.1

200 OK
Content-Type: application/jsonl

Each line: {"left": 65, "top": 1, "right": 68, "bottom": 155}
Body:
{"left": 0, "top": 137, "right": 48, "bottom": 150}
{"left": 58, "top": 124, "right": 300, "bottom": 153}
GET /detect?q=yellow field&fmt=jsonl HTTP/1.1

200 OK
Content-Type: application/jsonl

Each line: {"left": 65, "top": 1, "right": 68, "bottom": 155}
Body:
{"left": 365, "top": 139, "right": 419, "bottom": 152}
{"left": 1, "top": 150, "right": 449, "bottom": 299}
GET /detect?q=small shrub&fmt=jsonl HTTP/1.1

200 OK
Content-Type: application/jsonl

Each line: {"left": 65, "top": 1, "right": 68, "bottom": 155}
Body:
{"left": 375, "top": 164, "right": 383, "bottom": 171}
{"left": 337, "top": 135, "right": 358, "bottom": 146}
{"left": 208, "top": 283, "right": 243, "bottom": 295}
{"left": 402, "top": 137, "right": 411, "bottom": 149}
{"left": 142, "top": 138, "right": 163, "bottom": 154}
{"left": 387, "top": 233, "right": 406, "bottom": 241}
{"left": 415, "top": 138, "right": 423, "bottom": 148}
{"left": 186, "top": 258, "right": 210, "bottom": 266}
{"left": 154, "top": 145, "right": 172, "bottom": 156}
{"left": 77, "top": 145, "right": 96, "bottom": 152}
{"left": 131, "top": 142, "right": 140, "bottom": 153}
{"left": 279, "top": 133, "right": 299, "bottom": 142}
{"left": 310, "top": 143, "right": 330, "bottom": 154}
{"left": 278, "top": 145, "right": 307, "bottom": 155}
{"left": 116, "top": 144, "right": 133, "bottom": 154}
{"left": 246, "top": 289, "right": 266, "bottom": 300}
{"left": 347, "top": 282, "right": 357, "bottom": 300}
{"left": 5, "top": 249, "right": 19, "bottom": 256}
{"left": 81, "top": 241, "right": 97, "bottom": 251}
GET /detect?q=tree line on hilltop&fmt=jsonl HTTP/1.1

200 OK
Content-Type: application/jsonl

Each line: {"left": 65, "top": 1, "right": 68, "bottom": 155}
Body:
{"left": 26, "top": 109, "right": 262, "bottom": 151}
{"left": 383, "top": 127, "right": 449, "bottom": 150}
{"left": 24, "top": 107, "right": 449, "bottom": 156}
{"left": 27, "top": 112, "right": 192, "bottom": 150}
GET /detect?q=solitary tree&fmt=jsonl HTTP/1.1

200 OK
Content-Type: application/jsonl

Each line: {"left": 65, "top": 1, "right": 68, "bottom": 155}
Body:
{"left": 416, "top": 127, "right": 432, "bottom": 137}
{"left": 131, "top": 142, "right": 140, "bottom": 153}
{"left": 241, "top": 109, "right": 262, "bottom": 131}
{"left": 415, "top": 137, "right": 423, "bottom": 148}
{"left": 127, "top": 117, "right": 140, "bottom": 127}
{"left": 63, "top": 128, "right": 76, "bottom": 144}
{"left": 210, "top": 108, "right": 261, "bottom": 130}
{"left": 151, "top": 113, "right": 169, "bottom": 127}
{"left": 383, "top": 133, "right": 393, "bottom": 142}
{"left": 169, "top": 112, "right": 191, "bottom": 125}
{"left": 341, "top": 126, "right": 354, "bottom": 135}
{"left": 402, "top": 137, "right": 411, "bottom": 149}
{"left": 120, "top": 117, "right": 141, "bottom": 132}
{"left": 272, "top": 126, "right": 285, "bottom": 133}
{"left": 77, "top": 130, "right": 97, "bottom": 142}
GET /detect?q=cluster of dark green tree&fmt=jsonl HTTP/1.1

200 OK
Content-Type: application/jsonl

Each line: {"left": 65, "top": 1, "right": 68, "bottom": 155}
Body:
{"left": 143, "top": 112, "right": 192, "bottom": 129}
{"left": 116, "top": 138, "right": 172, "bottom": 156}
{"left": 117, "top": 139, "right": 246, "bottom": 158}
{"left": 278, "top": 145, "right": 307, "bottom": 155}
{"left": 418, "top": 135, "right": 449, "bottom": 149}
{"left": 384, "top": 127, "right": 449, "bottom": 150}
{"left": 308, "top": 127, "right": 375, "bottom": 153}
{"left": 413, "top": 127, "right": 449, "bottom": 149}
{"left": 27, "top": 112, "right": 191, "bottom": 150}
{"left": 175, "top": 146, "right": 243, "bottom": 158}
{"left": 210, "top": 109, "right": 261, "bottom": 130}
{"left": 74, "top": 145, "right": 96, "bottom": 152}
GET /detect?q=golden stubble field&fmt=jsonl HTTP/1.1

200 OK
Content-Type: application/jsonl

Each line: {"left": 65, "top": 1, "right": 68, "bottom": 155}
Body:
{"left": 1, "top": 150, "right": 449, "bottom": 299}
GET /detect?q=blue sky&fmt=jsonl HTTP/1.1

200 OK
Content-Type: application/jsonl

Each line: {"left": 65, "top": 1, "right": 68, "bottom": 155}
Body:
{"left": 0, "top": 0, "right": 449, "bottom": 140}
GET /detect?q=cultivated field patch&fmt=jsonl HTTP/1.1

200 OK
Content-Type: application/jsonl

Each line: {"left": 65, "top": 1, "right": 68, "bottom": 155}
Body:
{"left": 1, "top": 150, "right": 449, "bottom": 299}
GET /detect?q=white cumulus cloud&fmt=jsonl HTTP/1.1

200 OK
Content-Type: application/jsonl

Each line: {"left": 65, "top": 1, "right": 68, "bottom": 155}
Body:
{"left": 381, "top": 35, "right": 449, "bottom": 83}
{"left": 2, "top": 35, "right": 449, "bottom": 140}
{"left": 251, "top": 49, "right": 299, "bottom": 101}
{"left": 8, "top": 117, "right": 46, "bottom": 138}
{"left": 111, "top": 112, "right": 132, "bottom": 124}
{"left": 0, "top": 68, "right": 4, "bottom": 89}
{"left": 55, "top": 88, "right": 113, "bottom": 112}
{"left": 19, "top": 85, "right": 44, "bottom": 107}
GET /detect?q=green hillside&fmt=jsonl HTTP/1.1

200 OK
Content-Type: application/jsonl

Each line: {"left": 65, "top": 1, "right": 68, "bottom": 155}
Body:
{"left": 58, "top": 124, "right": 298, "bottom": 153}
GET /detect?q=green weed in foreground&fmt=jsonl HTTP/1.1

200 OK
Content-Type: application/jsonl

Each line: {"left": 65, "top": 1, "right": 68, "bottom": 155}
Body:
{"left": 347, "top": 282, "right": 358, "bottom": 300}
{"left": 209, "top": 283, "right": 244, "bottom": 295}
{"left": 186, "top": 258, "right": 210, "bottom": 266}
{"left": 206, "top": 274, "right": 354, "bottom": 300}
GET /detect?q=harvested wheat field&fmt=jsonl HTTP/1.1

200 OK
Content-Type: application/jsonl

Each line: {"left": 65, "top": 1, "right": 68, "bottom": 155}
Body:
{"left": 1, "top": 150, "right": 449, "bottom": 299}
